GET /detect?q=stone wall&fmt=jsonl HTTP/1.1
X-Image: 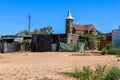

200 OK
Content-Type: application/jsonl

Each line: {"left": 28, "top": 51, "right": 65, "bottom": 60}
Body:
{"left": 67, "top": 33, "right": 79, "bottom": 45}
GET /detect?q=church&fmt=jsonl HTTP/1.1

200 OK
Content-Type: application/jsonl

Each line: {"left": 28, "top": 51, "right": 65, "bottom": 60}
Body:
{"left": 66, "top": 9, "right": 98, "bottom": 35}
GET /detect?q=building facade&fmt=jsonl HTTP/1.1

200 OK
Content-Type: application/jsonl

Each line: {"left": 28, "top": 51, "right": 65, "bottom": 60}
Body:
{"left": 112, "top": 27, "right": 120, "bottom": 48}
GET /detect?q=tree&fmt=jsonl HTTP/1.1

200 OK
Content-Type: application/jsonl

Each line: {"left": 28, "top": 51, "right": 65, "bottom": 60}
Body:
{"left": 31, "top": 29, "right": 39, "bottom": 35}
{"left": 39, "top": 26, "right": 54, "bottom": 34}
{"left": 98, "top": 31, "right": 105, "bottom": 35}
{"left": 16, "top": 26, "right": 54, "bottom": 35}
{"left": 78, "top": 32, "right": 106, "bottom": 50}
{"left": 97, "top": 35, "right": 106, "bottom": 40}
{"left": 16, "top": 30, "right": 30, "bottom": 35}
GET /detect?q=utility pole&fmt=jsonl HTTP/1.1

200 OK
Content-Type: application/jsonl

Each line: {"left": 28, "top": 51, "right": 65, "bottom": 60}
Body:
{"left": 28, "top": 14, "right": 31, "bottom": 33}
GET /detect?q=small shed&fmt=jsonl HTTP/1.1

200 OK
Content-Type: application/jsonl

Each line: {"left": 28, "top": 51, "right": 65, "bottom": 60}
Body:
{"left": 0, "top": 43, "right": 20, "bottom": 53}
{"left": 31, "top": 34, "right": 67, "bottom": 52}
{"left": 31, "top": 34, "right": 52, "bottom": 52}
{"left": 0, "top": 34, "right": 32, "bottom": 53}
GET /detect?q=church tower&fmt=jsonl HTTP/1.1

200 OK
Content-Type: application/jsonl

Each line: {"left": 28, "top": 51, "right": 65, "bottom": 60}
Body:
{"left": 66, "top": 9, "right": 74, "bottom": 34}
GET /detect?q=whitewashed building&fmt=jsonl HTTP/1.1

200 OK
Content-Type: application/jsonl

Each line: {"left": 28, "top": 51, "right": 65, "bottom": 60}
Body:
{"left": 112, "top": 27, "right": 120, "bottom": 48}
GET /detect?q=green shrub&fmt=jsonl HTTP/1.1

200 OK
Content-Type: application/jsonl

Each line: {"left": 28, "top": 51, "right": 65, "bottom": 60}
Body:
{"left": 66, "top": 65, "right": 120, "bottom": 80}
{"left": 22, "top": 39, "right": 30, "bottom": 44}
{"left": 82, "top": 66, "right": 93, "bottom": 80}
{"left": 101, "top": 48, "right": 108, "bottom": 55}
{"left": 104, "top": 43, "right": 115, "bottom": 50}
{"left": 92, "top": 64, "right": 107, "bottom": 80}
{"left": 70, "top": 69, "right": 83, "bottom": 79}
{"left": 70, "top": 65, "right": 107, "bottom": 80}
{"left": 71, "top": 66, "right": 93, "bottom": 80}
{"left": 117, "top": 49, "right": 120, "bottom": 55}
{"left": 108, "top": 48, "right": 120, "bottom": 55}
{"left": 104, "top": 66, "right": 120, "bottom": 80}
{"left": 102, "top": 43, "right": 120, "bottom": 55}
{"left": 40, "top": 76, "right": 52, "bottom": 80}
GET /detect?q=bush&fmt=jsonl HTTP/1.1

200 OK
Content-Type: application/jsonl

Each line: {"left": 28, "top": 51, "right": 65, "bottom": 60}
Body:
{"left": 70, "top": 65, "right": 107, "bottom": 80}
{"left": 22, "top": 39, "right": 31, "bottom": 51}
{"left": 104, "top": 43, "right": 115, "bottom": 50}
{"left": 71, "top": 66, "right": 93, "bottom": 80}
{"left": 67, "top": 65, "right": 120, "bottom": 80}
{"left": 101, "top": 43, "right": 120, "bottom": 55}
{"left": 108, "top": 48, "right": 120, "bottom": 55}
{"left": 70, "top": 69, "right": 83, "bottom": 79}
{"left": 40, "top": 76, "right": 52, "bottom": 80}
{"left": 104, "top": 66, "right": 120, "bottom": 80}
{"left": 101, "top": 48, "right": 108, "bottom": 55}
{"left": 92, "top": 64, "right": 107, "bottom": 80}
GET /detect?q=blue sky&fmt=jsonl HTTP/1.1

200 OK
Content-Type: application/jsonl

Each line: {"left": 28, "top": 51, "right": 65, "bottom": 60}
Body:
{"left": 0, "top": 0, "right": 120, "bottom": 35}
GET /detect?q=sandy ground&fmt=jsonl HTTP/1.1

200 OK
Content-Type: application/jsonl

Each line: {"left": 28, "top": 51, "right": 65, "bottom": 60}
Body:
{"left": 0, "top": 52, "right": 120, "bottom": 80}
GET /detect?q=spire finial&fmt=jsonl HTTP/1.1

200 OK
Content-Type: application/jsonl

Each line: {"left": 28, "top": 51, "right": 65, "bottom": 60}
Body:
{"left": 68, "top": 9, "right": 71, "bottom": 16}
{"left": 66, "top": 9, "right": 74, "bottom": 19}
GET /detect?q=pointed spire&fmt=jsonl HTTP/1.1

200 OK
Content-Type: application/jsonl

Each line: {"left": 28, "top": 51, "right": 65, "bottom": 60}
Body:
{"left": 66, "top": 9, "right": 74, "bottom": 20}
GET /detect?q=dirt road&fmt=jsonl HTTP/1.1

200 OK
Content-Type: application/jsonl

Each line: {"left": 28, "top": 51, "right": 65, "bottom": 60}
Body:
{"left": 0, "top": 52, "right": 119, "bottom": 80}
